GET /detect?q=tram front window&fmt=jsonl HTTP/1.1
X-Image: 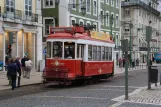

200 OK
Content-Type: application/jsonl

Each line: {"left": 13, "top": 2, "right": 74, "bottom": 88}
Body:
{"left": 64, "top": 42, "right": 75, "bottom": 59}
{"left": 47, "top": 42, "right": 51, "bottom": 58}
{"left": 53, "top": 42, "right": 62, "bottom": 58}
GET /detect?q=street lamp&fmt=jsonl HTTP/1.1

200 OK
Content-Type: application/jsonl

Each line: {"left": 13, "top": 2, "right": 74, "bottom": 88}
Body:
{"left": 55, "top": 0, "right": 60, "bottom": 5}
{"left": 68, "top": 2, "right": 86, "bottom": 16}
{"left": 80, "top": 6, "right": 86, "bottom": 16}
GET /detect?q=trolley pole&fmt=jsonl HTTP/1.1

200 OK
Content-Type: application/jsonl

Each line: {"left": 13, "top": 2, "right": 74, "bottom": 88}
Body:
{"left": 146, "top": 26, "right": 152, "bottom": 90}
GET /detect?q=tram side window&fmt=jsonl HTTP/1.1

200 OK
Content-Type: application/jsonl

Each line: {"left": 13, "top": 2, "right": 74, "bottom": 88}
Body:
{"left": 47, "top": 42, "right": 51, "bottom": 58}
{"left": 64, "top": 42, "right": 75, "bottom": 59}
{"left": 53, "top": 42, "right": 62, "bottom": 57}
{"left": 109, "top": 47, "right": 112, "bottom": 60}
{"left": 93, "top": 46, "right": 97, "bottom": 60}
{"left": 101, "top": 47, "right": 105, "bottom": 61}
{"left": 106, "top": 47, "right": 109, "bottom": 61}
{"left": 77, "top": 44, "right": 84, "bottom": 59}
{"left": 97, "top": 46, "right": 101, "bottom": 61}
{"left": 88, "top": 45, "right": 92, "bottom": 60}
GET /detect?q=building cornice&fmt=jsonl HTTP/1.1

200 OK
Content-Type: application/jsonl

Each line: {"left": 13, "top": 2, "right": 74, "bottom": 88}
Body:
{"left": 121, "top": 0, "right": 160, "bottom": 16}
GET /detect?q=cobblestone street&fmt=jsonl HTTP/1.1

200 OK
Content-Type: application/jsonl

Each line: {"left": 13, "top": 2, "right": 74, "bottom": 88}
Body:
{"left": 0, "top": 67, "right": 154, "bottom": 107}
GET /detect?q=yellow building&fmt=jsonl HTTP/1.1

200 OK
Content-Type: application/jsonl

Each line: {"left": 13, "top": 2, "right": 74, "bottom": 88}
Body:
{"left": 0, "top": 0, "right": 42, "bottom": 71}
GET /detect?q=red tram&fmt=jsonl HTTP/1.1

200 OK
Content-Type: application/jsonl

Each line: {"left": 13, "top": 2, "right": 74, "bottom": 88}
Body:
{"left": 42, "top": 25, "right": 115, "bottom": 85}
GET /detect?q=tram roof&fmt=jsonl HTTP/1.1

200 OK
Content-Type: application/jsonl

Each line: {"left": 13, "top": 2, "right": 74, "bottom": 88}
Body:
{"left": 47, "top": 32, "right": 114, "bottom": 43}
{"left": 47, "top": 32, "right": 115, "bottom": 47}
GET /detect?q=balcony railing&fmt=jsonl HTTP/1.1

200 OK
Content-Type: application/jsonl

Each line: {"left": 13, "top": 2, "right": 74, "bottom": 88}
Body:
{"left": 139, "top": 47, "right": 147, "bottom": 51}
{"left": 0, "top": 6, "right": 39, "bottom": 23}
{"left": 121, "top": 0, "right": 160, "bottom": 16}
{"left": 139, "top": 47, "right": 160, "bottom": 52}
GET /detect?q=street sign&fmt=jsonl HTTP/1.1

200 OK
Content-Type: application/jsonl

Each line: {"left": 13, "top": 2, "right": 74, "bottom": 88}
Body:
{"left": 146, "top": 26, "right": 152, "bottom": 42}
{"left": 43, "top": 49, "right": 47, "bottom": 55}
{"left": 121, "top": 39, "right": 129, "bottom": 52}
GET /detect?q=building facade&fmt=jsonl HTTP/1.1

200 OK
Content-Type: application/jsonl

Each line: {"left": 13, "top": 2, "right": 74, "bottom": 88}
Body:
{"left": 0, "top": 0, "right": 42, "bottom": 71}
{"left": 42, "top": 0, "right": 121, "bottom": 67}
{"left": 121, "top": 0, "right": 160, "bottom": 64}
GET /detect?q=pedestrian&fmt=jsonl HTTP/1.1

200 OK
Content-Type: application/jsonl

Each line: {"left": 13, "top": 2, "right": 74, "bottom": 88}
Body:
{"left": 25, "top": 59, "right": 32, "bottom": 79}
{"left": 118, "top": 58, "right": 122, "bottom": 68}
{"left": 14, "top": 57, "right": 21, "bottom": 87}
{"left": 21, "top": 56, "right": 28, "bottom": 78}
{"left": 5, "top": 58, "right": 11, "bottom": 85}
{"left": 7, "top": 59, "right": 18, "bottom": 90}
{"left": 150, "top": 60, "right": 152, "bottom": 65}
{"left": 136, "top": 58, "right": 139, "bottom": 66}
{"left": 123, "top": 58, "right": 125, "bottom": 68}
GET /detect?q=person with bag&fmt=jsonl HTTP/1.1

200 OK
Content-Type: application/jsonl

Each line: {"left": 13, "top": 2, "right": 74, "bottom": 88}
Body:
{"left": 25, "top": 59, "right": 32, "bottom": 79}
{"left": 7, "top": 59, "right": 18, "bottom": 90}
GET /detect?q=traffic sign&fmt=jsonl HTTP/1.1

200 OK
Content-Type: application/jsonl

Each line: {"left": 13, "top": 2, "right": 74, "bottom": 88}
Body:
{"left": 43, "top": 49, "right": 47, "bottom": 55}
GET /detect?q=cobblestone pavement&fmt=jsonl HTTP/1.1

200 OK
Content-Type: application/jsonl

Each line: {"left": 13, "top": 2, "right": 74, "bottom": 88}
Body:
{"left": 117, "top": 102, "right": 161, "bottom": 107}
{"left": 0, "top": 68, "right": 159, "bottom": 107}
{"left": 111, "top": 84, "right": 161, "bottom": 107}
{"left": 110, "top": 65, "right": 161, "bottom": 107}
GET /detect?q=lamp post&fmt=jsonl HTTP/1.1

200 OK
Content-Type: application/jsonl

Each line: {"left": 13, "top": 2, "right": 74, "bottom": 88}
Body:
{"left": 129, "top": 21, "right": 133, "bottom": 68}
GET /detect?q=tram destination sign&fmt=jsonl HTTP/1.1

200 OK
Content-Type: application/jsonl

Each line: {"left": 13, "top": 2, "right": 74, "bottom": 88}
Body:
{"left": 50, "top": 27, "right": 75, "bottom": 34}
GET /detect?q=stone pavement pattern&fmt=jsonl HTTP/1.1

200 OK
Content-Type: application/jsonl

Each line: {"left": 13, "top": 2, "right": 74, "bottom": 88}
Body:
{"left": 112, "top": 84, "right": 161, "bottom": 107}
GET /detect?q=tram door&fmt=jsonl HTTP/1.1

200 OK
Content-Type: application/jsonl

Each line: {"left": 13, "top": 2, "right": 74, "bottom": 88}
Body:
{"left": 77, "top": 44, "right": 84, "bottom": 75}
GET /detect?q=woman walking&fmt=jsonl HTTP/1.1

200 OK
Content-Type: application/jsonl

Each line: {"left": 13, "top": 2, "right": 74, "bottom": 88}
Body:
{"left": 25, "top": 59, "right": 32, "bottom": 79}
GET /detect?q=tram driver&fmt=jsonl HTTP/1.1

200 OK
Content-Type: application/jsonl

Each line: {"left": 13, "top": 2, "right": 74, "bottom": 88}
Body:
{"left": 64, "top": 46, "right": 74, "bottom": 59}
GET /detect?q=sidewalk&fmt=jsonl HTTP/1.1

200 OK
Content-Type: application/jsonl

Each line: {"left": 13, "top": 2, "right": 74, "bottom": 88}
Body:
{"left": 112, "top": 83, "right": 161, "bottom": 106}
{"left": 114, "top": 64, "right": 147, "bottom": 74}
{"left": 114, "top": 63, "right": 161, "bottom": 74}
{"left": 112, "top": 64, "right": 161, "bottom": 106}
{"left": 0, "top": 70, "right": 42, "bottom": 90}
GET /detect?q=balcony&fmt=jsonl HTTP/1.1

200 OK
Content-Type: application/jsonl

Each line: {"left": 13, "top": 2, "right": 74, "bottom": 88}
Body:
{"left": 0, "top": 6, "right": 39, "bottom": 24}
{"left": 139, "top": 47, "right": 147, "bottom": 51}
{"left": 121, "top": 0, "right": 160, "bottom": 16}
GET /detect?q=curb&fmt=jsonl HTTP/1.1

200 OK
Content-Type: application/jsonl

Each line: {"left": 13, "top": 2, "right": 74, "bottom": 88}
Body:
{"left": 0, "top": 82, "right": 42, "bottom": 91}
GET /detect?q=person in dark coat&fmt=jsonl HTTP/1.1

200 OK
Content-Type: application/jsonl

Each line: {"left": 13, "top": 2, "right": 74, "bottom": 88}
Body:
{"left": 150, "top": 60, "right": 152, "bottom": 65}
{"left": 7, "top": 59, "right": 18, "bottom": 90}
{"left": 21, "top": 56, "right": 28, "bottom": 78}
{"left": 14, "top": 57, "right": 21, "bottom": 87}
{"left": 123, "top": 58, "right": 125, "bottom": 68}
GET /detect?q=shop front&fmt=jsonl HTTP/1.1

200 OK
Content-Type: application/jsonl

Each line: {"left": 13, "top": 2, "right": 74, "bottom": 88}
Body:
{"left": 0, "top": 22, "right": 39, "bottom": 71}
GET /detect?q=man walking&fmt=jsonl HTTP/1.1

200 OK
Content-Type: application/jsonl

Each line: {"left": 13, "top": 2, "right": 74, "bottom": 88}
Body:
{"left": 14, "top": 57, "right": 21, "bottom": 87}
{"left": 7, "top": 59, "right": 18, "bottom": 90}
{"left": 21, "top": 56, "right": 28, "bottom": 78}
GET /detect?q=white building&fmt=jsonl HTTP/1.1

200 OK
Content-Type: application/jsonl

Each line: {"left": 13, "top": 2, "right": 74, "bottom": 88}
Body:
{"left": 0, "top": 0, "right": 42, "bottom": 71}
{"left": 121, "top": 0, "right": 160, "bottom": 63}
